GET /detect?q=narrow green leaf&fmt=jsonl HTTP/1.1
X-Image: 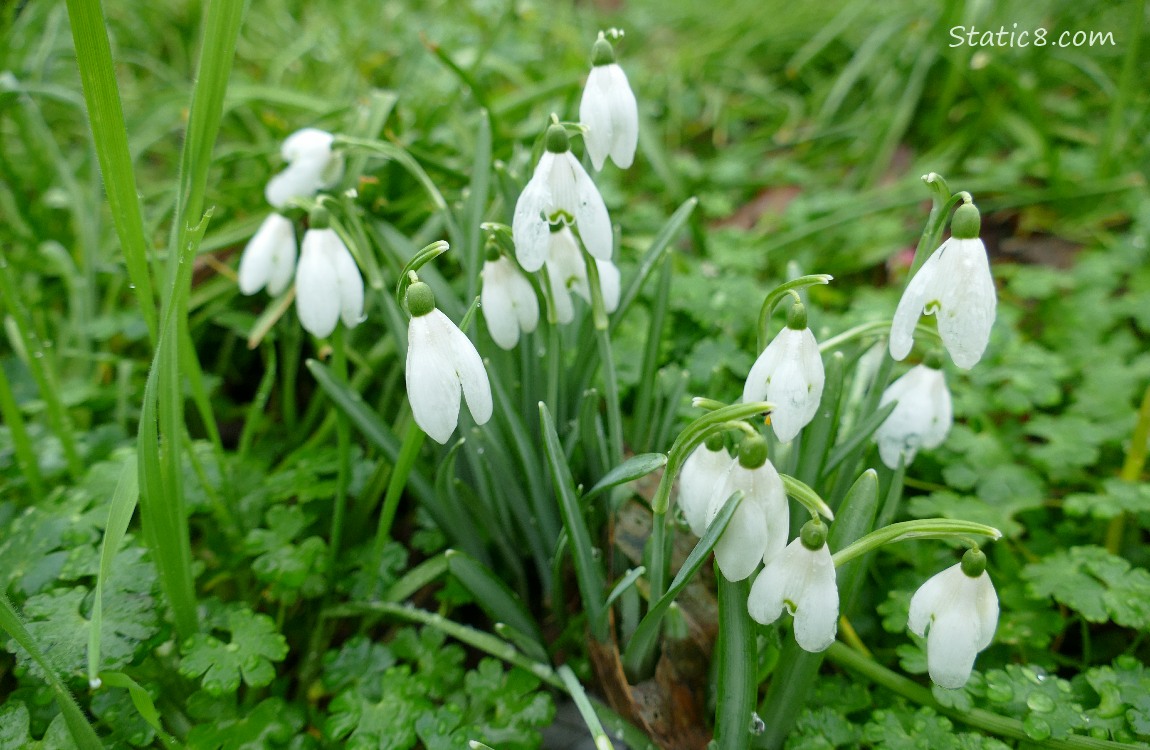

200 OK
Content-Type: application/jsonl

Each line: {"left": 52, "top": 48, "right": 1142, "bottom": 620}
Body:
{"left": 0, "top": 595, "right": 104, "bottom": 750}
{"left": 539, "top": 402, "right": 607, "bottom": 641}
{"left": 88, "top": 454, "right": 139, "bottom": 685}
{"left": 612, "top": 197, "right": 697, "bottom": 328}
{"left": 558, "top": 665, "right": 617, "bottom": 750}
{"left": 385, "top": 554, "right": 449, "bottom": 603}
{"left": 715, "top": 573, "right": 755, "bottom": 750}
{"left": 584, "top": 453, "right": 668, "bottom": 503}
{"left": 463, "top": 109, "right": 492, "bottom": 301}
{"left": 622, "top": 490, "right": 744, "bottom": 679}
{"left": 446, "top": 549, "right": 545, "bottom": 656}
{"left": 605, "top": 567, "right": 646, "bottom": 611}
{"left": 97, "top": 671, "right": 182, "bottom": 749}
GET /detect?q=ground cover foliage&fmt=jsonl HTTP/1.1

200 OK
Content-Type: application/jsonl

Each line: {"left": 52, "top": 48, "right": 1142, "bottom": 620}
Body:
{"left": 0, "top": 0, "right": 1148, "bottom": 748}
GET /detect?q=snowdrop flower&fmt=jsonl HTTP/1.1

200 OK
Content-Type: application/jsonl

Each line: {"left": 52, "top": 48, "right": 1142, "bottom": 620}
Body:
{"left": 405, "top": 280, "right": 493, "bottom": 444}
{"left": 677, "top": 436, "right": 732, "bottom": 537}
{"left": 512, "top": 123, "right": 613, "bottom": 272}
{"left": 238, "top": 213, "right": 297, "bottom": 296}
{"left": 294, "top": 211, "right": 364, "bottom": 338}
{"left": 908, "top": 548, "right": 999, "bottom": 689}
{"left": 874, "top": 362, "right": 952, "bottom": 469}
{"left": 579, "top": 34, "right": 638, "bottom": 171}
{"left": 481, "top": 251, "right": 539, "bottom": 349}
{"left": 265, "top": 128, "right": 344, "bottom": 210}
{"left": 743, "top": 302, "right": 825, "bottom": 442}
{"left": 748, "top": 519, "right": 838, "bottom": 652}
{"left": 704, "top": 434, "right": 789, "bottom": 581}
{"left": 890, "top": 203, "right": 996, "bottom": 369}
{"left": 544, "top": 226, "right": 620, "bottom": 324}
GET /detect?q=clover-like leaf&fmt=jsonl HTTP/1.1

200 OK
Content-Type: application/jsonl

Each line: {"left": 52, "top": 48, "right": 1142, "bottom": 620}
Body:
{"left": 1023, "top": 546, "right": 1150, "bottom": 629}
{"left": 1084, "top": 656, "right": 1150, "bottom": 740}
{"left": 185, "top": 697, "right": 304, "bottom": 750}
{"left": 179, "top": 608, "right": 288, "bottom": 696}
{"left": 1064, "top": 479, "right": 1150, "bottom": 520}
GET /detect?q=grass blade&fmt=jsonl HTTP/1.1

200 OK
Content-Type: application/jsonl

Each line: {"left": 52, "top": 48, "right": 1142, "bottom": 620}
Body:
{"left": 446, "top": 550, "right": 546, "bottom": 660}
{"left": 88, "top": 454, "right": 139, "bottom": 686}
{"left": 715, "top": 572, "right": 754, "bottom": 750}
{"left": 539, "top": 402, "right": 606, "bottom": 641}
{"left": 583, "top": 453, "right": 668, "bottom": 503}
{"left": 558, "top": 664, "right": 617, "bottom": 750}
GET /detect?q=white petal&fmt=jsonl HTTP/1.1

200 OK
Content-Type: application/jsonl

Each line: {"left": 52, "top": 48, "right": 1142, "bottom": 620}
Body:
{"left": 971, "top": 572, "right": 1000, "bottom": 650}
{"left": 546, "top": 228, "right": 584, "bottom": 323}
{"left": 712, "top": 488, "right": 768, "bottom": 582}
{"left": 407, "top": 312, "right": 463, "bottom": 444}
{"left": 603, "top": 65, "right": 638, "bottom": 169}
{"left": 281, "top": 128, "right": 335, "bottom": 162}
{"left": 907, "top": 563, "right": 963, "bottom": 637}
{"left": 876, "top": 365, "right": 952, "bottom": 468}
{"left": 889, "top": 244, "right": 944, "bottom": 361}
{"left": 567, "top": 154, "right": 613, "bottom": 261}
{"left": 926, "top": 605, "right": 983, "bottom": 689}
{"left": 579, "top": 66, "right": 613, "bottom": 172}
{"left": 239, "top": 213, "right": 296, "bottom": 296}
{"left": 791, "top": 545, "right": 839, "bottom": 652}
{"left": 743, "top": 333, "right": 787, "bottom": 405}
{"left": 933, "top": 238, "right": 996, "bottom": 369}
{"left": 596, "top": 260, "right": 621, "bottom": 313}
{"left": 764, "top": 328, "right": 825, "bottom": 442}
{"left": 295, "top": 230, "right": 340, "bottom": 338}
{"left": 322, "top": 231, "right": 364, "bottom": 329}
{"left": 264, "top": 162, "right": 322, "bottom": 209}
{"left": 509, "top": 265, "right": 540, "bottom": 334}
{"left": 482, "top": 259, "right": 522, "bottom": 350}
{"left": 512, "top": 162, "right": 553, "bottom": 272}
{"left": 747, "top": 555, "right": 789, "bottom": 626}
{"left": 678, "top": 446, "right": 734, "bottom": 537}
{"left": 445, "top": 313, "right": 493, "bottom": 426}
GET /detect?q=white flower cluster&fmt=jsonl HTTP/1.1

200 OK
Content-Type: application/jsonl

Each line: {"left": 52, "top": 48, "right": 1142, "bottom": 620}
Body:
{"left": 237, "top": 128, "right": 364, "bottom": 340}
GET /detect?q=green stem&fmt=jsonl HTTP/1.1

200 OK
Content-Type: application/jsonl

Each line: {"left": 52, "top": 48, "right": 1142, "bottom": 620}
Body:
{"left": 373, "top": 418, "right": 426, "bottom": 559}
{"left": 328, "top": 327, "right": 352, "bottom": 580}
{"left": 584, "top": 252, "right": 624, "bottom": 464}
{"left": 755, "top": 274, "right": 833, "bottom": 353}
{"left": 908, "top": 173, "right": 953, "bottom": 277}
{"left": 825, "top": 642, "right": 1145, "bottom": 750}
{"left": 716, "top": 571, "right": 755, "bottom": 750}
{"left": 1105, "top": 382, "right": 1150, "bottom": 553}
{"left": 1099, "top": 1, "right": 1143, "bottom": 177}
{"left": 832, "top": 518, "right": 1001, "bottom": 568}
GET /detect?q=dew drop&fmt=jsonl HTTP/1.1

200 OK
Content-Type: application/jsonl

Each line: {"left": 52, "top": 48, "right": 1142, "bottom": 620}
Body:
{"left": 749, "top": 713, "right": 765, "bottom": 736}
{"left": 1022, "top": 716, "right": 1051, "bottom": 740}
{"left": 1027, "top": 693, "right": 1055, "bottom": 713}
{"left": 986, "top": 682, "right": 1013, "bottom": 702}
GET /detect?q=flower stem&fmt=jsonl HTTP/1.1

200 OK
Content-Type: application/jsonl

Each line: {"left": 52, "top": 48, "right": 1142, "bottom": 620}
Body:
{"left": 584, "top": 252, "right": 624, "bottom": 464}
{"left": 715, "top": 571, "right": 755, "bottom": 750}
{"left": 373, "top": 418, "right": 425, "bottom": 559}
{"left": 328, "top": 326, "right": 352, "bottom": 582}
{"left": 1105, "top": 382, "right": 1150, "bottom": 554}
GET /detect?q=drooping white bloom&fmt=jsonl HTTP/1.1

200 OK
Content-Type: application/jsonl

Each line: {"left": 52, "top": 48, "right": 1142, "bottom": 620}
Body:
{"left": 579, "top": 37, "right": 638, "bottom": 171}
{"left": 512, "top": 125, "right": 613, "bottom": 272}
{"left": 748, "top": 536, "right": 839, "bottom": 652}
{"left": 908, "top": 561, "right": 999, "bottom": 689}
{"left": 405, "top": 281, "right": 493, "bottom": 444}
{"left": 677, "top": 442, "right": 732, "bottom": 537}
{"left": 875, "top": 364, "right": 952, "bottom": 469}
{"left": 294, "top": 227, "right": 364, "bottom": 338}
{"left": 545, "top": 226, "right": 620, "bottom": 324}
{"left": 238, "top": 213, "right": 297, "bottom": 296}
{"left": 481, "top": 256, "right": 539, "bottom": 350}
{"left": 743, "top": 316, "right": 825, "bottom": 443}
{"left": 705, "top": 457, "right": 789, "bottom": 581}
{"left": 890, "top": 204, "right": 996, "bottom": 369}
{"left": 265, "top": 128, "right": 344, "bottom": 210}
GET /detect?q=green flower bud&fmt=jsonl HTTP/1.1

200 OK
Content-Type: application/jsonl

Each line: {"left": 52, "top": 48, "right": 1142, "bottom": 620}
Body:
{"left": 923, "top": 350, "right": 945, "bottom": 370}
{"left": 545, "top": 123, "right": 570, "bottom": 154}
{"left": 738, "top": 433, "right": 768, "bottom": 469}
{"left": 308, "top": 205, "right": 331, "bottom": 229}
{"left": 704, "top": 431, "right": 726, "bottom": 452}
{"left": 591, "top": 37, "right": 616, "bottom": 67}
{"left": 800, "top": 518, "right": 828, "bottom": 551}
{"left": 786, "top": 301, "right": 808, "bottom": 331}
{"left": 484, "top": 240, "right": 500, "bottom": 262}
{"left": 960, "top": 546, "right": 988, "bottom": 578}
{"left": 406, "top": 281, "right": 436, "bottom": 317}
{"left": 951, "top": 203, "right": 981, "bottom": 240}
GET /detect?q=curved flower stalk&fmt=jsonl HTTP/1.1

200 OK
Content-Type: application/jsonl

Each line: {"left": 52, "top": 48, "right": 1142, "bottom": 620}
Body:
{"left": 579, "top": 33, "right": 638, "bottom": 171}
{"left": 238, "top": 213, "right": 297, "bottom": 296}
{"left": 744, "top": 302, "right": 824, "bottom": 442}
{"left": 677, "top": 437, "right": 732, "bottom": 536}
{"left": 545, "top": 226, "right": 620, "bottom": 324}
{"left": 294, "top": 217, "right": 364, "bottom": 339}
{"left": 890, "top": 203, "right": 996, "bottom": 369}
{"left": 480, "top": 253, "right": 539, "bottom": 349}
{"left": 704, "top": 434, "right": 789, "bottom": 581}
{"left": 512, "top": 123, "right": 613, "bottom": 272}
{"left": 265, "top": 128, "right": 344, "bottom": 210}
{"left": 908, "top": 548, "right": 999, "bottom": 689}
{"left": 405, "top": 280, "right": 493, "bottom": 444}
{"left": 748, "top": 519, "right": 838, "bottom": 652}
{"left": 875, "top": 362, "right": 952, "bottom": 469}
